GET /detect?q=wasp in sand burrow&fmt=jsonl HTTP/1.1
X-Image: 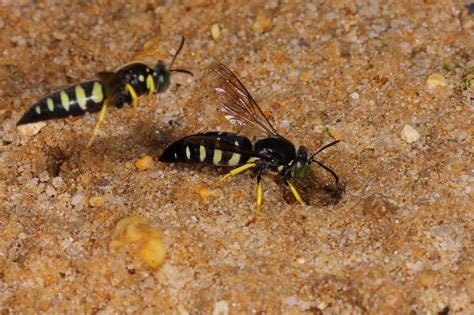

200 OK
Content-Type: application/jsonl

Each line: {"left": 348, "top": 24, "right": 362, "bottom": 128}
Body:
{"left": 17, "top": 36, "right": 193, "bottom": 147}
{"left": 159, "top": 63, "right": 340, "bottom": 220}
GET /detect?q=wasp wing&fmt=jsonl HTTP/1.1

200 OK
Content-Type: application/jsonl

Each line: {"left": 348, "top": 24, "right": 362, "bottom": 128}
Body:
{"left": 210, "top": 62, "right": 279, "bottom": 137}
{"left": 96, "top": 71, "right": 115, "bottom": 81}
{"left": 185, "top": 135, "right": 272, "bottom": 161}
{"left": 97, "top": 70, "right": 130, "bottom": 107}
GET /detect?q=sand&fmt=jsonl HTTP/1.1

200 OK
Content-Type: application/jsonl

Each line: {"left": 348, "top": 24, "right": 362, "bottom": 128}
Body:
{"left": 1, "top": 1, "right": 473, "bottom": 313}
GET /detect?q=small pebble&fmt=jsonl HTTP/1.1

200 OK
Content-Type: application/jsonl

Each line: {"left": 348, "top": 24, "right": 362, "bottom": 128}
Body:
{"left": 212, "top": 300, "right": 229, "bottom": 315}
{"left": 465, "top": 278, "right": 474, "bottom": 300}
{"left": 134, "top": 155, "right": 154, "bottom": 170}
{"left": 283, "top": 295, "right": 298, "bottom": 306}
{"left": 71, "top": 192, "right": 84, "bottom": 207}
{"left": 300, "top": 71, "right": 311, "bottom": 83}
{"left": 45, "top": 185, "right": 56, "bottom": 196}
{"left": 110, "top": 216, "right": 167, "bottom": 269}
{"left": 18, "top": 232, "right": 27, "bottom": 240}
{"left": 448, "top": 129, "right": 468, "bottom": 142}
{"left": 139, "top": 237, "right": 167, "bottom": 269}
{"left": 177, "top": 305, "right": 190, "bottom": 315}
{"left": 401, "top": 124, "right": 420, "bottom": 143}
{"left": 252, "top": 14, "right": 272, "bottom": 33}
{"left": 10, "top": 35, "right": 26, "bottom": 46}
{"left": 89, "top": 196, "right": 105, "bottom": 208}
{"left": 417, "top": 270, "right": 437, "bottom": 287}
{"left": 232, "top": 191, "right": 241, "bottom": 198}
{"left": 51, "top": 177, "right": 64, "bottom": 188}
{"left": 296, "top": 257, "right": 305, "bottom": 264}
{"left": 52, "top": 32, "right": 66, "bottom": 41}
{"left": 361, "top": 194, "right": 398, "bottom": 219}
{"left": 197, "top": 185, "right": 211, "bottom": 199}
{"left": 17, "top": 121, "right": 47, "bottom": 136}
{"left": 211, "top": 23, "right": 221, "bottom": 41}
{"left": 350, "top": 92, "right": 360, "bottom": 100}
{"left": 38, "top": 171, "right": 50, "bottom": 182}
{"left": 426, "top": 73, "right": 447, "bottom": 89}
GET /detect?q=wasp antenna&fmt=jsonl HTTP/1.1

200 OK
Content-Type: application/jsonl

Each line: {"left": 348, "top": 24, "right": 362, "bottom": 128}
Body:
{"left": 170, "top": 69, "right": 194, "bottom": 76}
{"left": 169, "top": 35, "right": 186, "bottom": 69}
{"left": 315, "top": 161, "right": 339, "bottom": 185}
{"left": 312, "top": 140, "right": 340, "bottom": 157}
{"left": 310, "top": 140, "right": 340, "bottom": 184}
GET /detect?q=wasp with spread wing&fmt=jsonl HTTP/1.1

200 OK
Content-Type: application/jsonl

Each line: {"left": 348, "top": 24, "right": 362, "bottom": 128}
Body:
{"left": 17, "top": 36, "right": 192, "bottom": 147}
{"left": 159, "top": 63, "right": 339, "bottom": 219}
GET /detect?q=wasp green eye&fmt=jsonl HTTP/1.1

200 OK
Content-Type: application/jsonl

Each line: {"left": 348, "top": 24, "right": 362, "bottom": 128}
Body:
{"left": 291, "top": 160, "right": 309, "bottom": 179}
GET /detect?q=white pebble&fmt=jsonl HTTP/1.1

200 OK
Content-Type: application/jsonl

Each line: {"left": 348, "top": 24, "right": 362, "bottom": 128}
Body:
{"left": 284, "top": 295, "right": 298, "bottom": 306}
{"left": 17, "top": 121, "right": 47, "bottom": 136}
{"left": 212, "top": 300, "right": 229, "bottom": 315}
{"left": 45, "top": 185, "right": 57, "bottom": 197}
{"left": 412, "top": 260, "right": 424, "bottom": 272}
{"left": 211, "top": 23, "right": 221, "bottom": 41}
{"left": 38, "top": 171, "right": 50, "bottom": 182}
{"left": 325, "top": 12, "right": 337, "bottom": 20}
{"left": 52, "top": 177, "right": 64, "bottom": 188}
{"left": 71, "top": 192, "right": 84, "bottom": 207}
{"left": 426, "top": 73, "right": 447, "bottom": 90}
{"left": 401, "top": 124, "right": 420, "bottom": 143}
{"left": 296, "top": 257, "right": 305, "bottom": 264}
{"left": 430, "top": 223, "right": 452, "bottom": 238}
{"left": 350, "top": 92, "right": 360, "bottom": 100}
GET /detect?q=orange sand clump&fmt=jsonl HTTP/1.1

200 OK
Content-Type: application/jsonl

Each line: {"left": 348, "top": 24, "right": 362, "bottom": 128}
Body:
{"left": 109, "top": 216, "right": 166, "bottom": 269}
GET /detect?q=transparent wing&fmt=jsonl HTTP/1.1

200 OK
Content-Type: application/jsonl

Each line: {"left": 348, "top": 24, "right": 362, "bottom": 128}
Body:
{"left": 210, "top": 62, "right": 279, "bottom": 137}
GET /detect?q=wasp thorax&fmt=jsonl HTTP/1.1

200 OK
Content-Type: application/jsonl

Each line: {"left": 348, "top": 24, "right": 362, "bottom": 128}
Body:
{"left": 291, "top": 146, "right": 310, "bottom": 179}
{"left": 154, "top": 61, "right": 170, "bottom": 93}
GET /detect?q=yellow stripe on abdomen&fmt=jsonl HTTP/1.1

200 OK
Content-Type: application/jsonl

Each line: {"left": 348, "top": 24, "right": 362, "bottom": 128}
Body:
{"left": 213, "top": 149, "right": 223, "bottom": 165}
{"left": 46, "top": 98, "right": 54, "bottom": 112}
{"left": 199, "top": 145, "right": 206, "bottom": 162}
{"left": 60, "top": 91, "right": 70, "bottom": 111}
{"left": 75, "top": 85, "right": 88, "bottom": 110}
{"left": 185, "top": 146, "right": 191, "bottom": 159}
{"left": 228, "top": 153, "right": 241, "bottom": 166}
{"left": 91, "top": 82, "right": 104, "bottom": 103}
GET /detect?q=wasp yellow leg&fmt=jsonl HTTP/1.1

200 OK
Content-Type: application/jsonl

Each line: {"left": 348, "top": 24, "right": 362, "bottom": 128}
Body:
{"left": 126, "top": 83, "right": 139, "bottom": 118}
{"left": 284, "top": 179, "right": 305, "bottom": 205}
{"left": 217, "top": 163, "right": 257, "bottom": 184}
{"left": 87, "top": 101, "right": 108, "bottom": 148}
{"left": 255, "top": 173, "right": 263, "bottom": 219}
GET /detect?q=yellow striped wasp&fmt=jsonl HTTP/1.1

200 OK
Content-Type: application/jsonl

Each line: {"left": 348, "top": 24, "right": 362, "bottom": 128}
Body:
{"left": 17, "top": 36, "right": 192, "bottom": 147}
{"left": 159, "top": 63, "right": 339, "bottom": 220}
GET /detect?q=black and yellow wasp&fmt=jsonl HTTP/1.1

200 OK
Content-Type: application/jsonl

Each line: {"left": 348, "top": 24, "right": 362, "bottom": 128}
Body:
{"left": 17, "top": 37, "right": 192, "bottom": 147}
{"left": 159, "top": 63, "right": 339, "bottom": 219}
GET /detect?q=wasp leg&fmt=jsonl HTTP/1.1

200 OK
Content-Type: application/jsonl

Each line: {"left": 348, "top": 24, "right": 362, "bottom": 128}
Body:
{"left": 284, "top": 179, "right": 305, "bottom": 205}
{"left": 217, "top": 163, "right": 257, "bottom": 184}
{"left": 87, "top": 101, "right": 108, "bottom": 147}
{"left": 126, "top": 83, "right": 139, "bottom": 118}
{"left": 255, "top": 172, "right": 263, "bottom": 219}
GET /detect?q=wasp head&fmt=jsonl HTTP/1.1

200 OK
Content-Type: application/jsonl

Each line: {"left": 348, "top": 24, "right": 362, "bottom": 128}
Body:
{"left": 153, "top": 61, "right": 171, "bottom": 93}
{"left": 290, "top": 146, "right": 310, "bottom": 179}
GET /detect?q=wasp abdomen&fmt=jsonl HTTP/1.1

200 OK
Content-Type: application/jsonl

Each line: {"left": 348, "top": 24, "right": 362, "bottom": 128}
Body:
{"left": 159, "top": 132, "right": 253, "bottom": 167}
{"left": 17, "top": 80, "right": 107, "bottom": 125}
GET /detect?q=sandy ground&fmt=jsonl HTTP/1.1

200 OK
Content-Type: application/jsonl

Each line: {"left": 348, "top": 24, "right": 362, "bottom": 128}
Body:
{"left": 1, "top": 0, "right": 473, "bottom": 314}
